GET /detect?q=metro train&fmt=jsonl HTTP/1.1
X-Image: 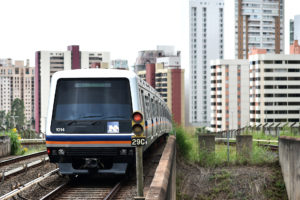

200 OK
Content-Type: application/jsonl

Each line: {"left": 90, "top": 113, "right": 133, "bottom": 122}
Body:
{"left": 45, "top": 69, "right": 172, "bottom": 175}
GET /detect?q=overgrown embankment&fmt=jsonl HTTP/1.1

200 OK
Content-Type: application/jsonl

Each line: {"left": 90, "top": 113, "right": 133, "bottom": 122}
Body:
{"left": 173, "top": 126, "right": 288, "bottom": 200}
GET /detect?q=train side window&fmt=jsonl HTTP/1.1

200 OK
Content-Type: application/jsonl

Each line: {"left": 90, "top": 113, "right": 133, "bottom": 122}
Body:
{"left": 150, "top": 97, "right": 154, "bottom": 119}
{"left": 140, "top": 89, "right": 145, "bottom": 116}
{"left": 144, "top": 94, "right": 149, "bottom": 120}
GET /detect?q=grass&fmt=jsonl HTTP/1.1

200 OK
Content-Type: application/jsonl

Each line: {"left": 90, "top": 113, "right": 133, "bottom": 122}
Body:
{"left": 21, "top": 145, "right": 46, "bottom": 155}
{"left": 174, "top": 126, "right": 278, "bottom": 167}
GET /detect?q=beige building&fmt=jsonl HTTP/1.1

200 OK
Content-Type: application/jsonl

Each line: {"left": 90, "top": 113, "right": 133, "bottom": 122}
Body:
{"left": 210, "top": 59, "right": 249, "bottom": 132}
{"left": 137, "top": 57, "right": 185, "bottom": 125}
{"left": 0, "top": 58, "right": 34, "bottom": 123}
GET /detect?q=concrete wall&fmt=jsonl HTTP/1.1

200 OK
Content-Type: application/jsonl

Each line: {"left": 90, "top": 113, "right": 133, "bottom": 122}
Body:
{"left": 279, "top": 136, "right": 300, "bottom": 200}
{"left": 146, "top": 135, "right": 176, "bottom": 200}
{"left": 0, "top": 136, "right": 11, "bottom": 157}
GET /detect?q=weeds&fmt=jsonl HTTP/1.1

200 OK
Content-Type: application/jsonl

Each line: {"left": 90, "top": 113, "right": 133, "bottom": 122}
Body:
{"left": 175, "top": 126, "right": 277, "bottom": 167}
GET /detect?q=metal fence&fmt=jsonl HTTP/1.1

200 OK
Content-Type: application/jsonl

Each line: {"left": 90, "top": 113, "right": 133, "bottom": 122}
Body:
{"left": 209, "top": 122, "right": 300, "bottom": 139}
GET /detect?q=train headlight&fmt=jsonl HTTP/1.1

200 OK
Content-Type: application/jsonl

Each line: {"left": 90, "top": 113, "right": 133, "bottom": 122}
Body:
{"left": 132, "top": 111, "right": 144, "bottom": 135}
{"left": 58, "top": 149, "right": 65, "bottom": 155}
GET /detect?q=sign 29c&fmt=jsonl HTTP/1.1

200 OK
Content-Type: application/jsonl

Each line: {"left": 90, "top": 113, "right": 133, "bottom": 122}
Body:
{"left": 131, "top": 136, "right": 146, "bottom": 146}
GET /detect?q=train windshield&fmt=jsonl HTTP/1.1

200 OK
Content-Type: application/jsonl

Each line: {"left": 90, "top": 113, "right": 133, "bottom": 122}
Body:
{"left": 51, "top": 78, "right": 132, "bottom": 133}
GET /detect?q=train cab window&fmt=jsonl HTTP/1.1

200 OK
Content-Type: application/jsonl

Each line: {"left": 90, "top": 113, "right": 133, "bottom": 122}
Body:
{"left": 51, "top": 78, "right": 132, "bottom": 133}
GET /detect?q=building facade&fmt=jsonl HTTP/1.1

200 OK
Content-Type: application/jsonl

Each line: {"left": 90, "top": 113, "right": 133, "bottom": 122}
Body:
{"left": 189, "top": 0, "right": 224, "bottom": 127}
{"left": 235, "top": 0, "right": 284, "bottom": 59}
{"left": 290, "top": 15, "right": 300, "bottom": 45}
{"left": 137, "top": 56, "right": 185, "bottom": 125}
{"left": 35, "top": 45, "right": 110, "bottom": 133}
{"left": 111, "top": 59, "right": 128, "bottom": 70}
{"left": 134, "top": 46, "right": 176, "bottom": 72}
{"left": 249, "top": 53, "right": 300, "bottom": 126}
{"left": 0, "top": 59, "right": 34, "bottom": 123}
{"left": 210, "top": 59, "right": 249, "bottom": 132}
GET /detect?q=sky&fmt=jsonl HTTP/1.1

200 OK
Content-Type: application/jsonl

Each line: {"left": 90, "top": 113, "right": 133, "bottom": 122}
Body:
{"left": 0, "top": 0, "right": 299, "bottom": 69}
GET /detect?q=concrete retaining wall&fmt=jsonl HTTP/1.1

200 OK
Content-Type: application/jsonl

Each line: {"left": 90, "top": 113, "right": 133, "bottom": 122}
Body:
{"left": 146, "top": 135, "right": 176, "bottom": 200}
{"left": 0, "top": 136, "right": 11, "bottom": 157}
{"left": 279, "top": 136, "right": 300, "bottom": 200}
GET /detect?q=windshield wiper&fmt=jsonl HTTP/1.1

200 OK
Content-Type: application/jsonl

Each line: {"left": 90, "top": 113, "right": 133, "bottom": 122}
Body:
{"left": 105, "top": 116, "right": 127, "bottom": 119}
{"left": 79, "top": 115, "right": 104, "bottom": 119}
{"left": 67, "top": 120, "right": 77, "bottom": 126}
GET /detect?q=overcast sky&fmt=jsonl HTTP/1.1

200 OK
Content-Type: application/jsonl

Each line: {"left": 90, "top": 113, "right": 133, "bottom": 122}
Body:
{"left": 0, "top": 0, "right": 299, "bottom": 69}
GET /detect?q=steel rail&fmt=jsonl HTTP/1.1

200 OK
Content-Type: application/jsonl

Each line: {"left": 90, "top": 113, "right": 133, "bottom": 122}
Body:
{"left": 103, "top": 181, "right": 122, "bottom": 200}
{"left": 0, "top": 169, "right": 59, "bottom": 200}
{"left": 0, "top": 151, "right": 47, "bottom": 167}
{"left": 39, "top": 182, "right": 68, "bottom": 200}
{"left": 0, "top": 157, "right": 49, "bottom": 181}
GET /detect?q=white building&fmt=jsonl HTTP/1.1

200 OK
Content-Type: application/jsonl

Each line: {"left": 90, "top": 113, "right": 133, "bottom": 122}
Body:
{"left": 35, "top": 45, "right": 110, "bottom": 133}
{"left": 290, "top": 15, "right": 300, "bottom": 45}
{"left": 249, "top": 53, "right": 300, "bottom": 126}
{"left": 189, "top": 0, "right": 224, "bottom": 127}
{"left": 235, "top": 0, "right": 284, "bottom": 59}
{"left": 210, "top": 59, "right": 249, "bottom": 132}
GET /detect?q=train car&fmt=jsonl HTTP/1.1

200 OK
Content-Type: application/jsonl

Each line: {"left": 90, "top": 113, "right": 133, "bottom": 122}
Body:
{"left": 45, "top": 69, "right": 172, "bottom": 175}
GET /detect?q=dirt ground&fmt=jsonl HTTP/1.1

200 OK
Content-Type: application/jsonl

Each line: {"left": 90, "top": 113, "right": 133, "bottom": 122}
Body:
{"left": 176, "top": 156, "right": 288, "bottom": 200}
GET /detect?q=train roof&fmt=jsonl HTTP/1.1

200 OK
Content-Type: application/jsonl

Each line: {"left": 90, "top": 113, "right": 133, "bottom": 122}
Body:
{"left": 52, "top": 69, "right": 138, "bottom": 79}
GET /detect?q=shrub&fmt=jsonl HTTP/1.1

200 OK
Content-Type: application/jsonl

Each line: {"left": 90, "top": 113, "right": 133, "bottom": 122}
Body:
{"left": 5, "top": 129, "right": 22, "bottom": 155}
{"left": 173, "top": 125, "right": 192, "bottom": 158}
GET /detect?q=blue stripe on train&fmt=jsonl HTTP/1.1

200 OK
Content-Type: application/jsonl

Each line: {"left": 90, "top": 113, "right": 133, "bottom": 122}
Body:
{"left": 46, "top": 135, "right": 132, "bottom": 141}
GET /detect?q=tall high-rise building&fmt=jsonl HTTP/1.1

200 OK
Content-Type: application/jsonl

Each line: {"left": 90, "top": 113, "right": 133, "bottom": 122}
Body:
{"left": 189, "top": 0, "right": 224, "bottom": 127}
{"left": 235, "top": 0, "right": 284, "bottom": 59}
{"left": 35, "top": 45, "right": 110, "bottom": 133}
{"left": 290, "top": 15, "right": 300, "bottom": 45}
{"left": 0, "top": 59, "right": 34, "bottom": 124}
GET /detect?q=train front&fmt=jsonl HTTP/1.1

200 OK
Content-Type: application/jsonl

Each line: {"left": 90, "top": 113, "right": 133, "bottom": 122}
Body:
{"left": 45, "top": 70, "right": 137, "bottom": 175}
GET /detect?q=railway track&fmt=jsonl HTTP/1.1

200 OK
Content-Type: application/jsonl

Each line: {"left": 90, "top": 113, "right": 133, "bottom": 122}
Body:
{"left": 0, "top": 151, "right": 48, "bottom": 181}
{"left": 0, "top": 151, "right": 47, "bottom": 167}
{"left": 40, "top": 180, "right": 122, "bottom": 200}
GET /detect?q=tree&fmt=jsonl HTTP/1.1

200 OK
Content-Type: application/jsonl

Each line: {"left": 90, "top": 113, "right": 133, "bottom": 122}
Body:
{"left": 5, "top": 111, "right": 14, "bottom": 130}
{"left": 0, "top": 110, "right": 5, "bottom": 129}
{"left": 11, "top": 98, "right": 25, "bottom": 131}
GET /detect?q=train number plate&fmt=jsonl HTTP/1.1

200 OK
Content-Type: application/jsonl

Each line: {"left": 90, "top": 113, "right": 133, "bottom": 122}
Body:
{"left": 131, "top": 136, "right": 146, "bottom": 146}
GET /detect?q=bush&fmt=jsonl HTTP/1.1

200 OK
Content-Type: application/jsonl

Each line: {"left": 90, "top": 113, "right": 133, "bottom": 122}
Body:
{"left": 172, "top": 125, "right": 192, "bottom": 158}
{"left": 5, "top": 129, "right": 22, "bottom": 155}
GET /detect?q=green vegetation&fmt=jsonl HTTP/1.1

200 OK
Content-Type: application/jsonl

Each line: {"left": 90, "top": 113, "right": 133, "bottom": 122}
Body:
{"left": 263, "top": 162, "right": 288, "bottom": 200}
{"left": 174, "top": 125, "right": 277, "bottom": 167}
{"left": 0, "top": 128, "right": 41, "bottom": 155}
{"left": 0, "top": 98, "right": 33, "bottom": 132}
{"left": 1, "top": 129, "right": 23, "bottom": 155}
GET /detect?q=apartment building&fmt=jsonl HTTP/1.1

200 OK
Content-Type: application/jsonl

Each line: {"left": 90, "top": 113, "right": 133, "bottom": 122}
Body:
{"left": 0, "top": 59, "right": 34, "bottom": 123}
{"left": 235, "top": 0, "right": 284, "bottom": 59}
{"left": 290, "top": 15, "right": 300, "bottom": 45}
{"left": 189, "top": 0, "right": 224, "bottom": 127}
{"left": 249, "top": 52, "right": 300, "bottom": 126}
{"left": 210, "top": 59, "right": 249, "bottom": 132}
{"left": 35, "top": 45, "right": 110, "bottom": 133}
{"left": 137, "top": 56, "right": 185, "bottom": 125}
